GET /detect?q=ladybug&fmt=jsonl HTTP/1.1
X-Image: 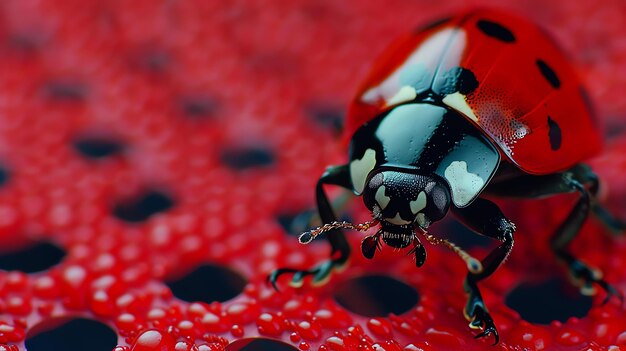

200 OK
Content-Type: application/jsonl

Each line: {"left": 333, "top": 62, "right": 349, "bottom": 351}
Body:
{"left": 270, "top": 9, "right": 624, "bottom": 343}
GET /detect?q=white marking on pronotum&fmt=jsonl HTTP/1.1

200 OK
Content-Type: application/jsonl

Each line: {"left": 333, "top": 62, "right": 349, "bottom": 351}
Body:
{"left": 386, "top": 212, "right": 411, "bottom": 225}
{"left": 415, "top": 213, "right": 427, "bottom": 228}
{"left": 375, "top": 185, "right": 391, "bottom": 210}
{"left": 444, "top": 160, "right": 485, "bottom": 207}
{"left": 386, "top": 85, "right": 417, "bottom": 106}
{"left": 409, "top": 191, "right": 427, "bottom": 214}
{"left": 442, "top": 92, "right": 479, "bottom": 123}
{"left": 350, "top": 148, "right": 377, "bottom": 195}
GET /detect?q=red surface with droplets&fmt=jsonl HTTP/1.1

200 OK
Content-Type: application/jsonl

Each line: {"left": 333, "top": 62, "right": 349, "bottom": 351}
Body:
{"left": 0, "top": 1, "right": 624, "bottom": 351}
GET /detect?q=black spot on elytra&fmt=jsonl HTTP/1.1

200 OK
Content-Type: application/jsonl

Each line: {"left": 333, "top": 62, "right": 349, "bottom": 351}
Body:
{"left": 43, "top": 80, "right": 87, "bottom": 102}
{"left": 333, "top": 275, "right": 419, "bottom": 317}
{"left": 226, "top": 338, "right": 298, "bottom": 351}
{"left": 440, "top": 67, "right": 479, "bottom": 95}
{"left": 476, "top": 19, "right": 516, "bottom": 42}
{"left": 505, "top": 277, "right": 592, "bottom": 324}
{"left": 416, "top": 16, "right": 452, "bottom": 33}
{"left": 166, "top": 264, "right": 246, "bottom": 303}
{"left": 0, "top": 241, "right": 65, "bottom": 273}
{"left": 536, "top": 59, "right": 561, "bottom": 89}
{"left": 547, "top": 116, "right": 562, "bottom": 150}
{"left": 73, "top": 137, "right": 124, "bottom": 159}
{"left": 220, "top": 146, "right": 275, "bottom": 170}
{"left": 113, "top": 190, "right": 174, "bottom": 222}
{"left": 26, "top": 318, "right": 117, "bottom": 351}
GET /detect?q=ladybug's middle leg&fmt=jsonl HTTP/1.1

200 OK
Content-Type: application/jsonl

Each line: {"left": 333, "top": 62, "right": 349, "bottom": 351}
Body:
{"left": 452, "top": 197, "right": 516, "bottom": 345}
{"left": 268, "top": 164, "right": 352, "bottom": 289}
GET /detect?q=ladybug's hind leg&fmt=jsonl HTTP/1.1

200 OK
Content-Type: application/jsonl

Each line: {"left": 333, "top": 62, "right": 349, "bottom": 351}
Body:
{"left": 451, "top": 197, "right": 516, "bottom": 345}
{"left": 487, "top": 164, "right": 623, "bottom": 303}
{"left": 268, "top": 164, "right": 352, "bottom": 289}
{"left": 574, "top": 164, "right": 626, "bottom": 234}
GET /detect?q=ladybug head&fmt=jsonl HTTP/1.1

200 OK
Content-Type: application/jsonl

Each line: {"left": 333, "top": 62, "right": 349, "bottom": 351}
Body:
{"left": 361, "top": 169, "right": 451, "bottom": 248}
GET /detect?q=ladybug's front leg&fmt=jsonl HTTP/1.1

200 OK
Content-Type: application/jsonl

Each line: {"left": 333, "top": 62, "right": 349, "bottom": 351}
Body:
{"left": 452, "top": 198, "right": 516, "bottom": 345}
{"left": 269, "top": 164, "right": 351, "bottom": 289}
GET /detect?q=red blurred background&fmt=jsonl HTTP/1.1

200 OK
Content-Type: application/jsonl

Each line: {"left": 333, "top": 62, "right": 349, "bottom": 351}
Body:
{"left": 0, "top": 1, "right": 625, "bottom": 350}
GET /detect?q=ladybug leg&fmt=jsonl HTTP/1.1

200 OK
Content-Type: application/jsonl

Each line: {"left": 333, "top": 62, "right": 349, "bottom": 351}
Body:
{"left": 487, "top": 166, "right": 623, "bottom": 302}
{"left": 549, "top": 171, "right": 622, "bottom": 302}
{"left": 573, "top": 164, "right": 626, "bottom": 234}
{"left": 452, "top": 198, "right": 516, "bottom": 345}
{"left": 268, "top": 164, "right": 352, "bottom": 289}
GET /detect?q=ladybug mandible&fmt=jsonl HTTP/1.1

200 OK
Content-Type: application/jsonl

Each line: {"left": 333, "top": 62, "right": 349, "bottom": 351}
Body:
{"left": 270, "top": 9, "right": 624, "bottom": 343}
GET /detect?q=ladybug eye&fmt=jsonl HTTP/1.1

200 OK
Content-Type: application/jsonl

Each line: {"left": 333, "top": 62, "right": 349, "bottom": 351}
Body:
{"left": 422, "top": 182, "right": 451, "bottom": 223}
{"left": 362, "top": 172, "right": 384, "bottom": 211}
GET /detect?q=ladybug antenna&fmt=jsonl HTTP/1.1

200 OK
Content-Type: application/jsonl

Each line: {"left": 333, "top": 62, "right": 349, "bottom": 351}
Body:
{"left": 298, "top": 219, "right": 379, "bottom": 244}
{"left": 417, "top": 229, "right": 483, "bottom": 274}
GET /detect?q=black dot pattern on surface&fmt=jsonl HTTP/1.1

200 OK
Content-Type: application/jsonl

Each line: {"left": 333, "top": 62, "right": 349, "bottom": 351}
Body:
{"left": 0, "top": 165, "right": 9, "bottom": 186}
{"left": 220, "top": 146, "right": 275, "bottom": 170}
{"left": 130, "top": 47, "right": 170, "bottom": 73}
{"left": 179, "top": 95, "right": 219, "bottom": 119}
{"left": 226, "top": 338, "right": 298, "bottom": 351}
{"left": 44, "top": 80, "right": 88, "bottom": 102}
{"left": 547, "top": 116, "right": 562, "bottom": 150}
{"left": 536, "top": 59, "right": 561, "bottom": 89}
{"left": 306, "top": 105, "right": 344, "bottom": 135}
{"left": 505, "top": 277, "right": 592, "bottom": 324}
{"left": 333, "top": 275, "right": 419, "bottom": 317}
{"left": 26, "top": 318, "right": 117, "bottom": 351}
{"left": 0, "top": 241, "right": 65, "bottom": 273}
{"left": 73, "top": 137, "right": 124, "bottom": 159}
{"left": 8, "top": 33, "right": 44, "bottom": 54}
{"left": 113, "top": 190, "right": 174, "bottom": 222}
{"left": 476, "top": 19, "right": 516, "bottom": 42}
{"left": 166, "top": 264, "right": 247, "bottom": 303}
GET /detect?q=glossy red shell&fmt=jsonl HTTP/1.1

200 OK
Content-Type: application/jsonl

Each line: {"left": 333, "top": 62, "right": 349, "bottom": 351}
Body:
{"left": 345, "top": 9, "right": 602, "bottom": 175}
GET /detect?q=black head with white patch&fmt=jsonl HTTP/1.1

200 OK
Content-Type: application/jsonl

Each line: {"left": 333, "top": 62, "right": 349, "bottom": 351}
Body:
{"left": 361, "top": 168, "right": 451, "bottom": 248}
{"left": 348, "top": 103, "right": 499, "bottom": 258}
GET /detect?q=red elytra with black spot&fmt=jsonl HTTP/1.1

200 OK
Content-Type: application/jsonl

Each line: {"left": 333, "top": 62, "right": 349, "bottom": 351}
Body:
{"left": 346, "top": 9, "right": 602, "bottom": 174}
{"left": 0, "top": 1, "right": 624, "bottom": 351}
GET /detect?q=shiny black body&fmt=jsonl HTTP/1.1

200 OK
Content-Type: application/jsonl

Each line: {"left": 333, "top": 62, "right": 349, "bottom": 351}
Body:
{"left": 349, "top": 103, "right": 500, "bottom": 209}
